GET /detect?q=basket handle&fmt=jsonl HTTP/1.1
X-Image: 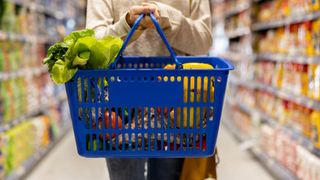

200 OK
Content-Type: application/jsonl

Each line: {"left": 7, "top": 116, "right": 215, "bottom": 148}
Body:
{"left": 110, "top": 13, "right": 182, "bottom": 69}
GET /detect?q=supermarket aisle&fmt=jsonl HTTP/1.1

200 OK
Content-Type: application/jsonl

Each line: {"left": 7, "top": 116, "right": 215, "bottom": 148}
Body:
{"left": 216, "top": 126, "right": 274, "bottom": 180}
{"left": 27, "top": 127, "right": 273, "bottom": 180}
{"left": 27, "top": 131, "right": 109, "bottom": 180}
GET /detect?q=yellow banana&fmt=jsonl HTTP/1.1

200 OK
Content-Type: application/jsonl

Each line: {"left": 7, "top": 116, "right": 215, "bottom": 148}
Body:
{"left": 165, "top": 63, "right": 214, "bottom": 128}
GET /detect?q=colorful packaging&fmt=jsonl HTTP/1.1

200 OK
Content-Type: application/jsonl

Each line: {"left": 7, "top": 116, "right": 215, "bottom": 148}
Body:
{"left": 310, "top": 110, "right": 320, "bottom": 148}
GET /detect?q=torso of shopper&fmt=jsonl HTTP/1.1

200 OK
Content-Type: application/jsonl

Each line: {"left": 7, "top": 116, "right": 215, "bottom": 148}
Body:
{"left": 86, "top": 0, "right": 212, "bottom": 56}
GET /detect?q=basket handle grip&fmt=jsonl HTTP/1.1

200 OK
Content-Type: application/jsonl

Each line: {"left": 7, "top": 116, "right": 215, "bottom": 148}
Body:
{"left": 110, "top": 13, "right": 182, "bottom": 69}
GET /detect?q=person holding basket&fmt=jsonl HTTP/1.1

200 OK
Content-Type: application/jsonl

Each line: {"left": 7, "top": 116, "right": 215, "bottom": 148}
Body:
{"left": 86, "top": 0, "right": 214, "bottom": 180}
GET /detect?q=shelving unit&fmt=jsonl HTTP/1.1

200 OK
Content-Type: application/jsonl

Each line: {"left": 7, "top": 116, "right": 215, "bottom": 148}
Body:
{"left": 226, "top": 27, "right": 251, "bottom": 39}
{"left": 252, "top": 11, "right": 320, "bottom": 31}
{"left": 223, "top": 102, "right": 298, "bottom": 180}
{"left": 220, "top": 0, "right": 320, "bottom": 179}
{"left": 0, "top": 0, "right": 86, "bottom": 179}
{"left": 230, "top": 75, "right": 320, "bottom": 110}
{"left": 256, "top": 53, "right": 320, "bottom": 64}
{"left": 224, "top": 2, "right": 251, "bottom": 18}
{"left": 5, "top": 127, "right": 70, "bottom": 180}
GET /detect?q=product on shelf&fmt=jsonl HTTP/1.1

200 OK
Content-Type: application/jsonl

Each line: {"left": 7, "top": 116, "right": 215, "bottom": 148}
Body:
{"left": 260, "top": 124, "right": 320, "bottom": 179}
{"left": 257, "top": 19, "right": 320, "bottom": 57}
{"left": 256, "top": 0, "right": 320, "bottom": 23}
{"left": 231, "top": 106, "right": 252, "bottom": 136}
{"left": 254, "top": 60, "right": 320, "bottom": 101}
{"left": 311, "top": 110, "right": 320, "bottom": 149}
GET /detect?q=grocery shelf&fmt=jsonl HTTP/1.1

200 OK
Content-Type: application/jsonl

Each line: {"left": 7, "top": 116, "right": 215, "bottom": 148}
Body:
{"left": 0, "top": 67, "right": 47, "bottom": 81}
{"left": 257, "top": 53, "right": 320, "bottom": 64}
{"left": 229, "top": 75, "right": 256, "bottom": 89}
{"left": 254, "top": 82, "right": 320, "bottom": 110}
{"left": 0, "top": 93, "right": 67, "bottom": 133}
{"left": 0, "top": 30, "right": 49, "bottom": 43}
{"left": 257, "top": 110, "right": 320, "bottom": 158}
{"left": 226, "top": 100, "right": 307, "bottom": 180}
{"left": 252, "top": 11, "right": 320, "bottom": 31}
{"left": 5, "top": 127, "right": 71, "bottom": 180}
{"left": 7, "top": 0, "right": 65, "bottom": 20}
{"left": 231, "top": 100, "right": 320, "bottom": 158}
{"left": 250, "top": 148, "right": 298, "bottom": 180}
{"left": 220, "top": 51, "right": 255, "bottom": 62}
{"left": 225, "top": 2, "right": 251, "bottom": 18}
{"left": 229, "top": 75, "right": 320, "bottom": 110}
{"left": 226, "top": 27, "right": 251, "bottom": 39}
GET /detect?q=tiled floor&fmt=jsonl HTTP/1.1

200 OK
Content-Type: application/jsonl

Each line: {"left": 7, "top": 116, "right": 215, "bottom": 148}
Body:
{"left": 27, "top": 126, "right": 274, "bottom": 180}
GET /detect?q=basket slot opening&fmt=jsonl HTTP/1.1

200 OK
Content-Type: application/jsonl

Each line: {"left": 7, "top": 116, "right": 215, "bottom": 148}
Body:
{"left": 138, "top": 133, "right": 142, "bottom": 151}
{"left": 83, "top": 78, "right": 88, "bottom": 102}
{"left": 92, "top": 134, "right": 97, "bottom": 152}
{"left": 77, "top": 77, "right": 82, "bottom": 102}
{"left": 98, "top": 134, "right": 105, "bottom": 151}
{"left": 196, "top": 76, "right": 202, "bottom": 103}
{"left": 183, "top": 134, "right": 187, "bottom": 151}
{"left": 78, "top": 107, "right": 83, "bottom": 121}
{"left": 190, "top": 76, "right": 195, "bottom": 103}
{"left": 144, "top": 107, "right": 150, "bottom": 129}
{"left": 88, "top": 107, "right": 93, "bottom": 129}
{"left": 136, "top": 108, "right": 142, "bottom": 129}
{"left": 155, "top": 107, "right": 161, "bottom": 129}
{"left": 194, "top": 107, "right": 200, "bottom": 129}
{"left": 203, "top": 76, "right": 209, "bottom": 103}
{"left": 176, "top": 134, "right": 181, "bottom": 151}
{"left": 116, "top": 108, "right": 124, "bottom": 129}
{"left": 170, "top": 133, "right": 175, "bottom": 151}
{"left": 210, "top": 76, "right": 215, "bottom": 103}
{"left": 209, "top": 107, "right": 214, "bottom": 121}
{"left": 144, "top": 133, "right": 148, "bottom": 151}
{"left": 98, "top": 108, "right": 103, "bottom": 129}
{"left": 150, "top": 134, "right": 155, "bottom": 151}
{"left": 183, "top": 77, "right": 188, "bottom": 103}
{"left": 103, "top": 77, "right": 108, "bottom": 102}
{"left": 85, "top": 108, "right": 90, "bottom": 129}
{"left": 202, "top": 134, "right": 207, "bottom": 151}
{"left": 203, "top": 107, "right": 208, "bottom": 129}
{"left": 163, "top": 133, "right": 168, "bottom": 151}
{"left": 129, "top": 108, "right": 135, "bottom": 130}
{"left": 92, "top": 108, "right": 96, "bottom": 129}
{"left": 131, "top": 133, "right": 136, "bottom": 151}
{"left": 113, "top": 133, "right": 117, "bottom": 151}
{"left": 106, "top": 134, "right": 111, "bottom": 151}
{"left": 86, "top": 134, "right": 90, "bottom": 151}
{"left": 157, "top": 133, "right": 162, "bottom": 151}
{"left": 196, "top": 133, "right": 201, "bottom": 150}
{"left": 189, "top": 133, "right": 194, "bottom": 150}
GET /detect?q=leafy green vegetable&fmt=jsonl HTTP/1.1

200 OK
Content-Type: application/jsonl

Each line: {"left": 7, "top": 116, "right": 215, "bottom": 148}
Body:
{"left": 51, "top": 59, "right": 77, "bottom": 84}
{"left": 43, "top": 29, "right": 123, "bottom": 84}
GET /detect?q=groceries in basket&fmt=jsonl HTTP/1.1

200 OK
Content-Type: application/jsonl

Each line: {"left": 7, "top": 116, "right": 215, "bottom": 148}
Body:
{"left": 43, "top": 29, "right": 123, "bottom": 84}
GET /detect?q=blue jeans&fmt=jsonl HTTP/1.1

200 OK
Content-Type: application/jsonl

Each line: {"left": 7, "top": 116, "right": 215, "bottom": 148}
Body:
{"left": 106, "top": 158, "right": 184, "bottom": 180}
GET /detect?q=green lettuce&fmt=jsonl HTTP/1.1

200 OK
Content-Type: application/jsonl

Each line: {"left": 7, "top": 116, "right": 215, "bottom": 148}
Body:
{"left": 43, "top": 29, "right": 123, "bottom": 84}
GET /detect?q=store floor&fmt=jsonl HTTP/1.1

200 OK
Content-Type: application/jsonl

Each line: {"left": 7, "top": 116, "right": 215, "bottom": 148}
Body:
{"left": 27, "top": 126, "right": 274, "bottom": 180}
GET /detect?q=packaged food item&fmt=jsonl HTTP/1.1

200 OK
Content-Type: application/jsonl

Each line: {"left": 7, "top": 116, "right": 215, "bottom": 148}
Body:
{"left": 300, "top": 64, "right": 309, "bottom": 96}
{"left": 310, "top": 110, "right": 320, "bottom": 148}
{"left": 311, "top": 0, "right": 320, "bottom": 11}
{"left": 312, "top": 19, "right": 320, "bottom": 56}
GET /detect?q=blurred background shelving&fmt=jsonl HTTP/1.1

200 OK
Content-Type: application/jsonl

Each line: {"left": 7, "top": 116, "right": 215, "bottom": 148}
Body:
{"left": 211, "top": 0, "right": 320, "bottom": 179}
{"left": 0, "top": 0, "right": 86, "bottom": 179}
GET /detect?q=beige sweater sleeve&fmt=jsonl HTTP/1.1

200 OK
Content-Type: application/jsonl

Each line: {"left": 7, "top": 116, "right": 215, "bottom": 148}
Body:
{"left": 86, "top": 0, "right": 142, "bottom": 40}
{"left": 152, "top": 0, "right": 212, "bottom": 56}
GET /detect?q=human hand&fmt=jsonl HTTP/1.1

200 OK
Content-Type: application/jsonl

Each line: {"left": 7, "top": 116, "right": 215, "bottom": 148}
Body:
{"left": 126, "top": 3, "right": 160, "bottom": 29}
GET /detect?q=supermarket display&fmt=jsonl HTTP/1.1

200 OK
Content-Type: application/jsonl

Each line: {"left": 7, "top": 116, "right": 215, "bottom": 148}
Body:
{"left": 0, "top": 0, "right": 86, "bottom": 179}
{"left": 216, "top": 0, "right": 320, "bottom": 179}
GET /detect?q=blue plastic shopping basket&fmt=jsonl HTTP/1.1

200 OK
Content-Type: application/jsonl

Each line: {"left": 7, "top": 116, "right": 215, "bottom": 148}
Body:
{"left": 65, "top": 13, "right": 234, "bottom": 158}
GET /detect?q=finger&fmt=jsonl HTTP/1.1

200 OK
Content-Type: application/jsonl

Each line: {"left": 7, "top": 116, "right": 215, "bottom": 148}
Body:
{"left": 130, "top": 6, "right": 149, "bottom": 15}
